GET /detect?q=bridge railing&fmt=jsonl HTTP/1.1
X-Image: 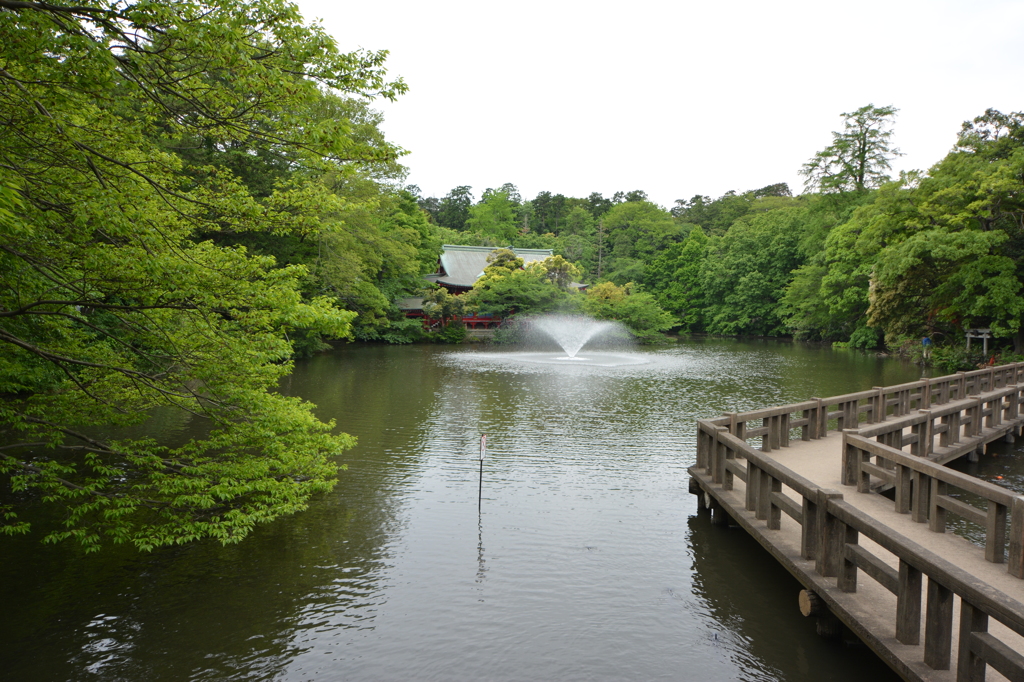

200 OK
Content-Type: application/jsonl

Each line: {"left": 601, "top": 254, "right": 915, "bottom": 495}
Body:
{"left": 842, "top": 385, "right": 1024, "bottom": 482}
{"left": 694, "top": 419, "right": 1024, "bottom": 679}
{"left": 843, "top": 432, "right": 1024, "bottom": 577}
{"left": 706, "top": 362, "right": 1024, "bottom": 454}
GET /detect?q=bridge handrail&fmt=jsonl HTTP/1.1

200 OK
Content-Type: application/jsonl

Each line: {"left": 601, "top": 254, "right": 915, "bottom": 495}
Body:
{"left": 693, "top": 417, "right": 1024, "bottom": 678}
{"left": 710, "top": 361, "right": 1024, "bottom": 453}
{"left": 843, "top": 432, "right": 1024, "bottom": 576}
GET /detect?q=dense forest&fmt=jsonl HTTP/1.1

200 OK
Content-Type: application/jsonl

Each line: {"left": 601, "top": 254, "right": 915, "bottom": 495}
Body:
{"left": 409, "top": 105, "right": 1024, "bottom": 371}
{"left": 1, "top": 0, "right": 1022, "bottom": 550}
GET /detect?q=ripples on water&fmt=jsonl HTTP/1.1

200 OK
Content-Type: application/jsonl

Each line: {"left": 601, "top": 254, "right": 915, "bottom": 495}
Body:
{"left": 1, "top": 341, "right": 943, "bottom": 681}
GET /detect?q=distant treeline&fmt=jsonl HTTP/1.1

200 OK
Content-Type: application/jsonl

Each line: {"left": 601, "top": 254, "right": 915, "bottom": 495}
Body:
{"left": 407, "top": 106, "right": 1024, "bottom": 367}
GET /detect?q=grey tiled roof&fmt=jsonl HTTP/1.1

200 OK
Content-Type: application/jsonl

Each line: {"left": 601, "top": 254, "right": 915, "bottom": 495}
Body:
{"left": 433, "top": 245, "right": 553, "bottom": 288}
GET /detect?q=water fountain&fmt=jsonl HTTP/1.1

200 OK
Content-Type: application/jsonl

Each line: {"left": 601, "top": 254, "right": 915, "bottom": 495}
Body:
{"left": 531, "top": 314, "right": 619, "bottom": 360}
{"left": 457, "top": 314, "right": 650, "bottom": 368}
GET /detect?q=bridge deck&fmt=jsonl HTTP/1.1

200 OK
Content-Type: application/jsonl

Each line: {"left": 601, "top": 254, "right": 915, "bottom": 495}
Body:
{"left": 689, "top": 367, "right": 1024, "bottom": 682}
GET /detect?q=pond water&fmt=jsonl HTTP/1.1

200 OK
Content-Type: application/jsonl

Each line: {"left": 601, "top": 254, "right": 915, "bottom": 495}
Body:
{"left": 3, "top": 339, "right": 1018, "bottom": 681}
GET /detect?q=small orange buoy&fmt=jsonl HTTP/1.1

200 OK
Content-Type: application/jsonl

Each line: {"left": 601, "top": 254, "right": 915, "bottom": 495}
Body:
{"left": 995, "top": 475, "right": 1004, "bottom": 480}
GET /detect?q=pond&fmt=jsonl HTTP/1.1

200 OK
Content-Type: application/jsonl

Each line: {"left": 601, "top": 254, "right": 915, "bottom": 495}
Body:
{"left": 4, "top": 339, "right": 1016, "bottom": 681}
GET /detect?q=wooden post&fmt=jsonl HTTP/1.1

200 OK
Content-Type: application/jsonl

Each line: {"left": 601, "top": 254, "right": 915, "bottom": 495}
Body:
{"left": 756, "top": 469, "right": 771, "bottom": 522}
{"left": 838, "top": 523, "right": 858, "bottom": 593}
{"left": 697, "top": 428, "right": 708, "bottom": 469}
{"left": 746, "top": 461, "right": 759, "bottom": 513}
{"left": 798, "top": 589, "right": 824, "bottom": 617}
{"left": 956, "top": 601, "right": 989, "bottom": 682}
{"left": 985, "top": 501, "right": 1007, "bottom": 564}
{"left": 1009, "top": 496, "right": 1024, "bottom": 579}
{"left": 929, "top": 478, "right": 947, "bottom": 533}
{"left": 896, "top": 559, "right": 922, "bottom": 645}
{"left": 815, "top": 489, "right": 844, "bottom": 577}
{"left": 801, "top": 494, "right": 818, "bottom": 561}
{"left": 911, "top": 471, "right": 931, "bottom": 524}
{"left": 842, "top": 432, "right": 859, "bottom": 487}
{"left": 713, "top": 427, "right": 727, "bottom": 485}
{"left": 767, "top": 475, "right": 782, "bottom": 530}
{"left": 723, "top": 439, "right": 735, "bottom": 492}
{"left": 924, "top": 577, "right": 954, "bottom": 670}
{"left": 895, "top": 463, "right": 912, "bottom": 514}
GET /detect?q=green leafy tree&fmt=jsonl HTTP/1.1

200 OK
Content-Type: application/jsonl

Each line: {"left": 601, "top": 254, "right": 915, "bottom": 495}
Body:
{"left": 466, "top": 190, "right": 519, "bottom": 243}
{"left": 0, "top": 0, "right": 406, "bottom": 550}
{"left": 645, "top": 227, "right": 709, "bottom": 331}
{"left": 437, "top": 186, "right": 475, "bottom": 230}
{"left": 462, "top": 249, "right": 570, "bottom": 317}
{"left": 600, "top": 201, "right": 681, "bottom": 284}
{"left": 801, "top": 104, "right": 902, "bottom": 193}
{"left": 579, "top": 282, "right": 676, "bottom": 341}
{"left": 701, "top": 208, "right": 806, "bottom": 335}
{"left": 865, "top": 113, "right": 1024, "bottom": 346}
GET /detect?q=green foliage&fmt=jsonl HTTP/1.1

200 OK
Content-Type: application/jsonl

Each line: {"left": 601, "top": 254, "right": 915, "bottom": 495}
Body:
{"left": 579, "top": 282, "right": 676, "bottom": 341}
{"left": 437, "top": 322, "right": 468, "bottom": 344}
{"left": 466, "top": 190, "right": 519, "bottom": 243}
{"left": 0, "top": 0, "right": 409, "bottom": 550}
{"left": 644, "top": 227, "right": 709, "bottom": 331}
{"left": 801, "top": 104, "right": 901, "bottom": 193}
{"left": 702, "top": 208, "right": 805, "bottom": 335}
{"left": 437, "top": 186, "right": 475, "bottom": 230}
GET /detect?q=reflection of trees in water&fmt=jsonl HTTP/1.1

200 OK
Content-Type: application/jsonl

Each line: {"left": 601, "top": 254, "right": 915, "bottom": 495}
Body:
{"left": 0, "top": 346, "right": 445, "bottom": 681}
{"left": 686, "top": 512, "right": 902, "bottom": 682}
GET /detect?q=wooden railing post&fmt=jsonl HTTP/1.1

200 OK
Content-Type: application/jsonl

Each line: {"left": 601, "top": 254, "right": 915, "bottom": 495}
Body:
{"left": 1010, "top": 496, "right": 1024, "bottom": 579}
{"left": 745, "top": 461, "right": 759, "bottom": 512}
{"left": 912, "top": 471, "right": 931, "bottom": 524}
{"left": 911, "top": 411, "right": 932, "bottom": 456}
{"left": 956, "top": 601, "right": 988, "bottom": 682}
{"left": 986, "top": 501, "right": 1007, "bottom": 564}
{"left": 896, "top": 559, "right": 922, "bottom": 645}
{"left": 765, "top": 474, "right": 782, "bottom": 530}
{"left": 801, "top": 494, "right": 818, "bottom": 560}
{"left": 842, "top": 432, "right": 860, "bottom": 487}
{"left": 723, "top": 439, "right": 735, "bottom": 492}
{"left": 815, "top": 490, "right": 844, "bottom": 577}
{"left": 873, "top": 386, "right": 885, "bottom": 422}
{"left": 929, "top": 478, "right": 947, "bottom": 533}
{"left": 712, "top": 426, "right": 727, "bottom": 485}
{"left": 895, "top": 462, "right": 912, "bottom": 514}
{"left": 924, "top": 577, "right": 954, "bottom": 670}
{"left": 838, "top": 522, "right": 859, "bottom": 592}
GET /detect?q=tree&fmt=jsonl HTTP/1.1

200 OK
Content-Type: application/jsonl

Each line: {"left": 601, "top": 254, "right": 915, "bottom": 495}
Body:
{"left": 801, "top": 104, "right": 902, "bottom": 193}
{"left": 422, "top": 286, "right": 465, "bottom": 326}
{"left": 437, "top": 186, "right": 474, "bottom": 230}
{"left": 645, "top": 227, "right": 709, "bottom": 331}
{"left": 462, "top": 250, "right": 568, "bottom": 318}
{"left": 0, "top": 0, "right": 406, "bottom": 550}
{"left": 579, "top": 282, "right": 676, "bottom": 341}
{"left": 465, "top": 190, "right": 519, "bottom": 243}
{"left": 864, "top": 112, "right": 1024, "bottom": 347}
{"left": 701, "top": 208, "right": 806, "bottom": 335}
{"left": 529, "top": 255, "right": 582, "bottom": 290}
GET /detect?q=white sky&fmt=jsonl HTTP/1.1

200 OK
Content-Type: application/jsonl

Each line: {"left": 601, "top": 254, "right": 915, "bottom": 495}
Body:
{"left": 296, "top": 0, "right": 1024, "bottom": 208}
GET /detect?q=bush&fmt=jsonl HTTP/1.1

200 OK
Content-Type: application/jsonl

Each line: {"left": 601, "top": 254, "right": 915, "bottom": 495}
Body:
{"left": 438, "top": 322, "right": 467, "bottom": 344}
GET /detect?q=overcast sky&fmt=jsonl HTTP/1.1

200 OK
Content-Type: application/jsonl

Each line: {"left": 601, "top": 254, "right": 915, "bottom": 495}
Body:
{"left": 296, "top": 0, "right": 1024, "bottom": 208}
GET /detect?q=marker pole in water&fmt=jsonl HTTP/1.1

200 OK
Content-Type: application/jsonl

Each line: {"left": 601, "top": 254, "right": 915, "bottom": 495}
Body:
{"left": 478, "top": 434, "right": 486, "bottom": 513}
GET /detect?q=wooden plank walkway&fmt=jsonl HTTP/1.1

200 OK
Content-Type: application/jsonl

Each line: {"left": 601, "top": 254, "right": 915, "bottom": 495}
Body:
{"left": 688, "top": 364, "right": 1024, "bottom": 682}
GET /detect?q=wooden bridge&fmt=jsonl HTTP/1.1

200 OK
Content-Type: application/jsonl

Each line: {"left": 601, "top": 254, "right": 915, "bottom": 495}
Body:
{"left": 688, "top": 364, "right": 1024, "bottom": 682}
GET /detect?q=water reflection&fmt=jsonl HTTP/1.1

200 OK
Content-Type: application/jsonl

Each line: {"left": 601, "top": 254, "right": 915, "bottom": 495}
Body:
{"left": 0, "top": 340, "right": 924, "bottom": 681}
